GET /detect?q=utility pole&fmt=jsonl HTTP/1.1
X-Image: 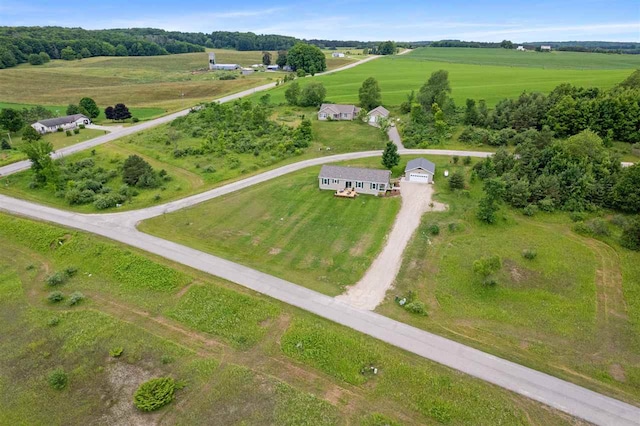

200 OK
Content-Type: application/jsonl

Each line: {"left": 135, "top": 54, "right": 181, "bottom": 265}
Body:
{"left": 6, "top": 132, "right": 11, "bottom": 144}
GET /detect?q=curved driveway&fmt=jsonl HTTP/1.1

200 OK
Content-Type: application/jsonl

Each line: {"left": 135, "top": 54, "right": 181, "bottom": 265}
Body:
{"left": 1, "top": 146, "right": 639, "bottom": 425}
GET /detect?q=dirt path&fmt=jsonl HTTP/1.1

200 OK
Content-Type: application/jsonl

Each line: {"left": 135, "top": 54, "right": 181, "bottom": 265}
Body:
{"left": 336, "top": 181, "right": 446, "bottom": 310}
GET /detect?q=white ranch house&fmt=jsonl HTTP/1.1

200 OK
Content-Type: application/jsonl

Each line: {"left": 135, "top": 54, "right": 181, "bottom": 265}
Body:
{"left": 318, "top": 104, "right": 360, "bottom": 121}
{"left": 404, "top": 158, "right": 436, "bottom": 183}
{"left": 367, "top": 106, "right": 390, "bottom": 124}
{"left": 31, "top": 114, "right": 90, "bottom": 134}
{"left": 332, "top": 52, "right": 345, "bottom": 58}
{"left": 319, "top": 165, "right": 390, "bottom": 195}
{"left": 540, "top": 45, "right": 552, "bottom": 51}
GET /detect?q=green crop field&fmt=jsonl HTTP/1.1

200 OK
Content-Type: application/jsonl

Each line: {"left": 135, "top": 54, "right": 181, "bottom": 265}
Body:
{"left": 140, "top": 164, "right": 401, "bottom": 295}
{"left": 0, "top": 212, "right": 573, "bottom": 424}
{"left": 0, "top": 109, "right": 387, "bottom": 212}
{"left": 0, "top": 49, "right": 355, "bottom": 114}
{"left": 258, "top": 48, "right": 640, "bottom": 107}
{"left": 373, "top": 157, "right": 640, "bottom": 404}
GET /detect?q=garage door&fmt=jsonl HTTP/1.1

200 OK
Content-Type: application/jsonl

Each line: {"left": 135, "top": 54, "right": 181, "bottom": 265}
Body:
{"left": 409, "top": 173, "right": 431, "bottom": 183}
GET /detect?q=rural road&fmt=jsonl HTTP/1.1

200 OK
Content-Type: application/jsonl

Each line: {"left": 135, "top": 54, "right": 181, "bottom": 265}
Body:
{"left": 337, "top": 180, "right": 446, "bottom": 310}
{"left": 1, "top": 191, "right": 639, "bottom": 426}
{"left": 0, "top": 54, "right": 382, "bottom": 178}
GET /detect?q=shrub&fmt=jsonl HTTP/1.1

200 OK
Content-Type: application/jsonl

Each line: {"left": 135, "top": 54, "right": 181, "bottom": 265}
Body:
{"left": 64, "top": 266, "right": 78, "bottom": 277}
{"left": 94, "top": 193, "right": 125, "bottom": 210}
{"left": 68, "top": 292, "right": 85, "bottom": 306}
{"left": 48, "top": 369, "right": 68, "bottom": 390}
{"left": 404, "top": 301, "right": 428, "bottom": 316}
{"left": 426, "top": 223, "right": 440, "bottom": 235}
{"left": 132, "top": 117, "right": 139, "bottom": 123}
{"left": 46, "top": 272, "right": 66, "bottom": 286}
{"left": 109, "top": 347, "right": 124, "bottom": 358}
{"left": 65, "top": 130, "right": 72, "bottom": 136}
{"left": 73, "top": 128, "right": 80, "bottom": 134}
{"left": 463, "top": 156, "right": 472, "bottom": 166}
{"left": 57, "top": 127, "right": 63, "bottom": 132}
{"left": 133, "top": 377, "right": 176, "bottom": 412}
{"left": 161, "top": 355, "right": 175, "bottom": 364}
{"left": 473, "top": 255, "right": 502, "bottom": 285}
{"left": 48, "top": 291, "right": 64, "bottom": 303}
{"left": 522, "top": 249, "right": 537, "bottom": 260}
{"left": 569, "top": 212, "right": 588, "bottom": 222}
{"left": 610, "top": 215, "right": 629, "bottom": 228}
{"left": 48, "top": 317, "right": 60, "bottom": 327}
{"left": 523, "top": 204, "right": 538, "bottom": 216}
{"left": 448, "top": 170, "right": 465, "bottom": 190}
{"left": 620, "top": 218, "right": 640, "bottom": 251}
{"left": 1, "top": 138, "right": 11, "bottom": 150}
{"left": 448, "top": 222, "right": 458, "bottom": 232}
{"left": 538, "top": 198, "right": 555, "bottom": 212}
{"left": 79, "top": 124, "right": 85, "bottom": 129}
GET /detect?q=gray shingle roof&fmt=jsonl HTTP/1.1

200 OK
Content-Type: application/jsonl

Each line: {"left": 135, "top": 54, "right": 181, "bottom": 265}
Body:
{"left": 319, "top": 165, "right": 391, "bottom": 183}
{"left": 405, "top": 158, "right": 436, "bottom": 174}
{"left": 36, "top": 114, "right": 88, "bottom": 127}
{"left": 367, "top": 106, "right": 390, "bottom": 117}
{"left": 319, "top": 104, "right": 358, "bottom": 115}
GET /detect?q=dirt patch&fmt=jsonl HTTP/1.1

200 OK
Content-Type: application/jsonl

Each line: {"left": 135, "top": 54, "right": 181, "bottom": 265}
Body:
{"left": 609, "top": 364, "right": 626, "bottom": 382}
{"left": 269, "top": 247, "right": 282, "bottom": 255}
{"left": 99, "top": 362, "right": 161, "bottom": 426}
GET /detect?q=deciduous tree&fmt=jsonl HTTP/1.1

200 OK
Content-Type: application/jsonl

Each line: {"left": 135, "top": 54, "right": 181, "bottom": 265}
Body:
{"left": 113, "top": 103, "right": 132, "bottom": 121}
{"left": 358, "top": 77, "right": 382, "bottom": 111}
{"left": 284, "top": 81, "right": 300, "bottom": 105}
{"left": 287, "top": 43, "right": 326, "bottom": 73}
{"left": 0, "top": 108, "right": 24, "bottom": 132}
{"left": 262, "top": 51, "right": 272, "bottom": 66}
{"left": 298, "top": 82, "right": 326, "bottom": 107}
{"left": 381, "top": 141, "right": 400, "bottom": 169}
{"left": 79, "top": 97, "right": 100, "bottom": 119}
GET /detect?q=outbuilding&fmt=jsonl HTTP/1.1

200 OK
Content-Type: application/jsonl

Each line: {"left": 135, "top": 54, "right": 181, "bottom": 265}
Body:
{"left": 367, "top": 106, "right": 390, "bottom": 124}
{"left": 404, "top": 158, "right": 436, "bottom": 183}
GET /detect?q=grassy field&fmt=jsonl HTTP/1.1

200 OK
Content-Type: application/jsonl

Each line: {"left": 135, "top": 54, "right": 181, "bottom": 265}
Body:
{"left": 374, "top": 157, "right": 640, "bottom": 404}
{"left": 140, "top": 164, "right": 401, "bottom": 295}
{"left": 0, "top": 102, "right": 166, "bottom": 123}
{"left": 0, "top": 109, "right": 388, "bottom": 212}
{"left": 0, "top": 212, "right": 575, "bottom": 424}
{"left": 0, "top": 49, "right": 356, "bottom": 113}
{"left": 0, "top": 128, "right": 105, "bottom": 167}
{"left": 257, "top": 48, "right": 639, "bottom": 107}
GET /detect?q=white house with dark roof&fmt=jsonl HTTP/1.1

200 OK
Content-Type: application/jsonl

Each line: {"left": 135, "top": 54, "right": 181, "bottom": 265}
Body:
{"left": 318, "top": 165, "right": 390, "bottom": 195}
{"left": 317, "top": 104, "right": 360, "bottom": 121}
{"left": 404, "top": 158, "right": 436, "bottom": 183}
{"left": 367, "top": 105, "right": 390, "bottom": 124}
{"left": 31, "top": 114, "right": 90, "bottom": 134}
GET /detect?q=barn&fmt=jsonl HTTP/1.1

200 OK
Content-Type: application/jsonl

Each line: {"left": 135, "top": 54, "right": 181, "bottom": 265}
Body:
{"left": 404, "top": 158, "right": 436, "bottom": 183}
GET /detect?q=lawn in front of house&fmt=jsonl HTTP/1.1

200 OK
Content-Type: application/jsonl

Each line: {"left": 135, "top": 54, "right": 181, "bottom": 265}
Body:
{"left": 139, "top": 164, "right": 401, "bottom": 295}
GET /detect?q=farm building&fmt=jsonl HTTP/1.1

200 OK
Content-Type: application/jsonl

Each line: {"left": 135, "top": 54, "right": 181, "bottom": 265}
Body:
{"left": 318, "top": 104, "right": 360, "bottom": 121}
{"left": 404, "top": 158, "right": 436, "bottom": 183}
{"left": 540, "top": 45, "right": 552, "bottom": 51}
{"left": 367, "top": 106, "right": 390, "bottom": 123}
{"left": 332, "top": 52, "right": 345, "bottom": 58}
{"left": 31, "top": 114, "right": 90, "bottom": 134}
{"left": 208, "top": 52, "right": 240, "bottom": 70}
{"left": 517, "top": 45, "right": 526, "bottom": 51}
{"left": 266, "top": 65, "right": 280, "bottom": 71}
{"left": 319, "top": 165, "right": 390, "bottom": 195}
{"left": 241, "top": 68, "right": 255, "bottom": 75}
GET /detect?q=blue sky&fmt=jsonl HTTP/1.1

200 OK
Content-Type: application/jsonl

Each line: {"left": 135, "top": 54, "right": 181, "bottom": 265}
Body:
{"left": 1, "top": 0, "right": 638, "bottom": 42}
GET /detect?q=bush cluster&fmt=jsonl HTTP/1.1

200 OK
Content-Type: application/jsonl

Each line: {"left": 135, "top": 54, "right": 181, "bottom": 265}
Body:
{"left": 48, "top": 369, "right": 68, "bottom": 390}
{"left": 133, "top": 377, "right": 176, "bottom": 412}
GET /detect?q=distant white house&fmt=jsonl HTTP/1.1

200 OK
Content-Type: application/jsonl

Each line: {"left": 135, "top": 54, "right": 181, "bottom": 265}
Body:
{"left": 31, "top": 114, "right": 90, "bottom": 134}
{"left": 404, "top": 158, "right": 436, "bottom": 183}
{"left": 332, "top": 52, "right": 345, "bottom": 58}
{"left": 516, "top": 45, "right": 526, "bottom": 51}
{"left": 208, "top": 52, "right": 240, "bottom": 71}
{"left": 540, "top": 45, "right": 552, "bottom": 52}
{"left": 367, "top": 106, "right": 390, "bottom": 124}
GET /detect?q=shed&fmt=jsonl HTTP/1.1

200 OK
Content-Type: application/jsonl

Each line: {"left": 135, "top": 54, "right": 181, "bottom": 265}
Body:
{"left": 367, "top": 106, "right": 390, "bottom": 123}
{"left": 404, "top": 158, "right": 436, "bottom": 183}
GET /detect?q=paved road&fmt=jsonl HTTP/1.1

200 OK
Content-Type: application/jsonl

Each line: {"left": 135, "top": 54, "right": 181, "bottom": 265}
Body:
{"left": 97, "top": 149, "right": 493, "bottom": 226}
{"left": 0, "top": 55, "right": 381, "bottom": 178}
{"left": 387, "top": 126, "right": 405, "bottom": 149}
{"left": 0, "top": 192, "right": 638, "bottom": 425}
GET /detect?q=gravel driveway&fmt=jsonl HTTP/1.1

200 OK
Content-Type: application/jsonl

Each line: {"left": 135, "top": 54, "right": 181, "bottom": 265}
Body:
{"left": 336, "top": 180, "right": 446, "bottom": 310}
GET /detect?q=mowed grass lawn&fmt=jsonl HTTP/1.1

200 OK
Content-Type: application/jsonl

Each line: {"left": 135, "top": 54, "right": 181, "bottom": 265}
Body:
{"left": 0, "top": 212, "right": 575, "bottom": 425}
{"left": 376, "top": 158, "right": 640, "bottom": 404}
{"left": 0, "top": 128, "right": 105, "bottom": 167}
{"left": 259, "top": 48, "right": 639, "bottom": 106}
{"left": 140, "top": 165, "right": 401, "bottom": 295}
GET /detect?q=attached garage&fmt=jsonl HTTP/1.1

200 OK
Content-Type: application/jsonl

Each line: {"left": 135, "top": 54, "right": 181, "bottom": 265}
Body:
{"left": 405, "top": 158, "right": 436, "bottom": 183}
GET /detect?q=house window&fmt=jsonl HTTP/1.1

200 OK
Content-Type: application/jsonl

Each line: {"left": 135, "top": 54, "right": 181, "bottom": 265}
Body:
{"left": 341, "top": 113, "right": 348, "bottom": 119}
{"left": 370, "top": 183, "right": 377, "bottom": 190}
{"left": 356, "top": 181, "right": 363, "bottom": 189}
{"left": 379, "top": 184, "right": 386, "bottom": 191}
{"left": 319, "top": 113, "right": 326, "bottom": 118}
{"left": 322, "top": 178, "right": 330, "bottom": 185}
{"left": 333, "top": 179, "right": 339, "bottom": 184}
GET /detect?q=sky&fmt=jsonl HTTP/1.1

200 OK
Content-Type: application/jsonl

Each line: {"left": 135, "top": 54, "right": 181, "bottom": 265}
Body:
{"left": 1, "top": 0, "right": 639, "bottom": 42}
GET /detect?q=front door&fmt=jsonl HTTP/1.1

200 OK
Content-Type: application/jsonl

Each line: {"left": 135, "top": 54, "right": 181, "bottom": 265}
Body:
{"left": 345, "top": 181, "right": 352, "bottom": 189}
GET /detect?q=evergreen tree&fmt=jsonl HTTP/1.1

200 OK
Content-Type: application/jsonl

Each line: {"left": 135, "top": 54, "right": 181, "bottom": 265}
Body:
{"left": 381, "top": 141, "right": 400, "bottom": 169}
{"left": 449, "top": 170, "right": 465, "bottom": 190}
{"left": 262, "top": 51, "right": 272, "bottom": 66}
